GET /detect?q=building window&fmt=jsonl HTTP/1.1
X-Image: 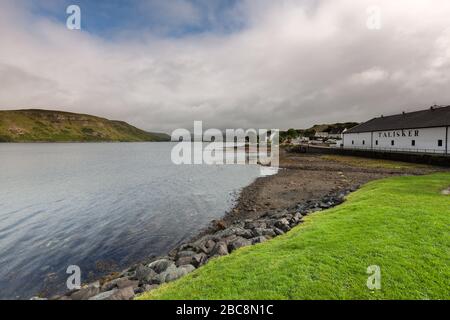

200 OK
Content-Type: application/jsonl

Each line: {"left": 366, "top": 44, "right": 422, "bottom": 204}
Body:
{"left": 391, "top": 140, "right": 395, "bottom": 146}
{"left": 412, "top": 140, "right": 416, "bottom": 147}
{"left": 438, "top": 140, "right": 443, "bottom": 147}
{"left": 362, "top": 140, "right": 365, "bottom": 145}
{"left": 375, "top": 140, "right": 378, "bottom": 146}
{"left": 352, "top": 140, "right": 354, "bottom": 145}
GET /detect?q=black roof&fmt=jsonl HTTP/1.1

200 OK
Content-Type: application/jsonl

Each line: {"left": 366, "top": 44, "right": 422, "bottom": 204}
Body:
{"left": 345, "top": 105, "right": 450, "bottom": 133}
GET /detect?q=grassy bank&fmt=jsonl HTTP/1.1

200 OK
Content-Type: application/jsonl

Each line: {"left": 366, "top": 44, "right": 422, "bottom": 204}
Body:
{"left": 138, "top": 173, "right": 450, "bottom": 300}
{"left": 0, "top": 109, "right": 170, "bottom": 142}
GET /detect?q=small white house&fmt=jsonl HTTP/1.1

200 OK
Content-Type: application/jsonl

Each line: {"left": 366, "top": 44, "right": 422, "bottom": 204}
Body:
{"left": 343, "top": 106, "right": 450, "bottom": 155}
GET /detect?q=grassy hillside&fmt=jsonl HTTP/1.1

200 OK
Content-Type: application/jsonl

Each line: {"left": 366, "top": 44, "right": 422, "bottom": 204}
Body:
{"left": 138, "top": 173, "right": 450, "bottom": 300}
{"left": 0, "top": 109, "right": 170, "bottom": 142}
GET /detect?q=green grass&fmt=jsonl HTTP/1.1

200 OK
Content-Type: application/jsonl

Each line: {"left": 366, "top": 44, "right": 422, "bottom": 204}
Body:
{"left": 138, "top": 173, "right": 450, "bottom": 300}
{"left": 322, "top": 155, "right": 430, "bottom": 170}
{"left": 0, "top": 109, "right": 170, "bottom": 142}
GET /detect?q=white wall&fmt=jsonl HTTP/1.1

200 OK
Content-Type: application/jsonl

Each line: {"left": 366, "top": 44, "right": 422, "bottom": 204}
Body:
{"left": 343, "top": 127, "right": 449, "bottom": 154}
{"left": 342, "top": 132, "right": 372, "bottom": 149}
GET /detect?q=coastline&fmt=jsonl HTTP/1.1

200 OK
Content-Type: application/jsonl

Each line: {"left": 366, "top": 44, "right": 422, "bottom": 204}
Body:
{"left": 43, "top": 150, "right": 442, "bottom": 300}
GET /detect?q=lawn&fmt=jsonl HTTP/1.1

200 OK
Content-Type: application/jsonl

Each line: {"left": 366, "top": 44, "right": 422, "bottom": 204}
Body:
{"left": 138, "top": 173, "right": 450, "bottom": 300}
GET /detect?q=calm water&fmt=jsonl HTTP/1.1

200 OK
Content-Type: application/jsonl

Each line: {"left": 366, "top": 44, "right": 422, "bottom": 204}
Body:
{"left": 0, "top": 143, "right": 263, "bottom": 299}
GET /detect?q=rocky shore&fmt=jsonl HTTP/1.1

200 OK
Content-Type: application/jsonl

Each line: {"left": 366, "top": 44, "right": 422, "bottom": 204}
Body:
{"left": 46, "top": 190, "right": 352, "bottom": 301}
{"left": 40, "top": 151, "right": 440, "bottom": 300}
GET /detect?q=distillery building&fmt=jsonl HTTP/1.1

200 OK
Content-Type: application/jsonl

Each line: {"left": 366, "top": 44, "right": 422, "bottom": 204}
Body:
{"left": 343, "top": 105, "right": 450, "bottom": 155}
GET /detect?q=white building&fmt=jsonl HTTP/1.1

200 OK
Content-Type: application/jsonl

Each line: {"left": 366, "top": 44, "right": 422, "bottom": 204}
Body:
{"left": 343, "top": 106, "right": 450, "bottom": 155}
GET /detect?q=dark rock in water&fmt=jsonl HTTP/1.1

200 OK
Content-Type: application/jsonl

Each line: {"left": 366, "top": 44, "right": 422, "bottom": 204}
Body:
{"left": 228, "top": 237, "right": 252, "bottom": 252}
{"left": 251, "top": 236, "right": 267, "bottom": 244}
{"left": 70, "top": 281, "right": 100, "bottom": 300}
{"left": 148, "top": 259, "right": 174, "bottom": 274}
{"left": 211, "top": 242, "right": 229, "bottom": 256}
{"left": 135, "top": 265, "right": 157, "bottom": 284}
{"left": 89, "top": 286, "right": 135, "bottom": 300}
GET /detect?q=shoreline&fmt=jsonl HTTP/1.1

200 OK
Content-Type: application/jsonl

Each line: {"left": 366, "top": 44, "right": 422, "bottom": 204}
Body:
{"left": 43, "top": 150, "right": 442, "bottom": 300}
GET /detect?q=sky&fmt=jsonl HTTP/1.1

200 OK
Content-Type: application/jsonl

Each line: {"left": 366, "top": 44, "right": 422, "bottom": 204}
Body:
{"left": 1, "top": 0, "right": 450, "bottom": 133}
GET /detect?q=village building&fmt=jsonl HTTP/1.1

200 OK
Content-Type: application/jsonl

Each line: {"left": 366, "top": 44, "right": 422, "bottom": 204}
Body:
{"left": 343, "top": 105, "right": 450, "bottom": 155}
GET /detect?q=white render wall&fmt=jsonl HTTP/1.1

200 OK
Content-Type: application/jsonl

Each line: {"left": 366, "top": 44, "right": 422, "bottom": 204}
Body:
{"left": 343, "top": 127, "right": 449, "bottom": 154}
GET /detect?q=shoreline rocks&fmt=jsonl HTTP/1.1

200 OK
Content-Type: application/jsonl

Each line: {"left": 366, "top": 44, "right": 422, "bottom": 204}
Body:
{"left": 44, "top": 188, "right": 353, "bottom": 301}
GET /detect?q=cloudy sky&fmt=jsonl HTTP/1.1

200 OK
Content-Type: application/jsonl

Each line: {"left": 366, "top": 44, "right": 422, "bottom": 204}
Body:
{"left": 1, "top": 0, "right": 450, "bottom": 133}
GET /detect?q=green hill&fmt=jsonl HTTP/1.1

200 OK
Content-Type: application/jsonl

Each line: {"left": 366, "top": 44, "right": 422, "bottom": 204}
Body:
{"left": 0, "top": 109, "right": 170, "bottom": 142}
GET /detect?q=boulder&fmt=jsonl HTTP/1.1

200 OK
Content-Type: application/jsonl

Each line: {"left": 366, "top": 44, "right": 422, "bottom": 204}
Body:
{"left": 70, "top": 281, "right": 100, "bottom": 300}
{"left": 148, "top": 259, "right": 174, "bottom": 274}
{"left": 89, "top": 286, "right": 135, "bottom": 300}
{"left": 165, "top": 265, "right": 195, "bottom": 282}
{"left": 135, "top": 265, "right": 157, "bottom": 283}
{"left": 199, "top": 239, "right": 216, "bottom": 254}
{"left": 176, "top": 256, "right": 193, "bottom": 267}
{"left": 251, "top": 236, "right": 267, "bottom": 244}
{"left": 273, "top": 227, "right": 285, "bottom": 236}
{"left": 211, "top": 242, "right": 229, "bottom": 256}
{"left": 154, "top": 264, "right": 195, "bottom": 284}
{"left": 244, "top": 220, "right": 267, "bottom": 230}
{"left": 102, "top": 277, "right": 139, "bottom": 292}
{"left": 191, "top": 253, "right": 207, "bottom": 267}
{"left": 252, "top": 228, "right": 276, "bottom": 238}
{"left": 275, "top": 218, "right": 291, "bottom": 232}
{"left": 228, "top": 237, "right": 252, "bottom": 252}
{"left": 177, "top": 250, "right": 196, "bottom": 259}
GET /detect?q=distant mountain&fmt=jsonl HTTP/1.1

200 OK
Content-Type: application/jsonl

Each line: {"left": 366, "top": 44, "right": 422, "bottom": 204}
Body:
{"left": 0, "top": 109, "right": 170, "bottom": 142}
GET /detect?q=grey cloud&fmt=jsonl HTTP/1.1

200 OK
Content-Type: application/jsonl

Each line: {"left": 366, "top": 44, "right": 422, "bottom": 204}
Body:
{"left": 1, "top": 0, "right": 450, "bottom": 133}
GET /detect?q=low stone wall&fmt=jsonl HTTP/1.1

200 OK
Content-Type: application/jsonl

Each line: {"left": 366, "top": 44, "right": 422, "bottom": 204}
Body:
{"left": 41, "top": 188, "right": 354, "bottom": 300}
{"left": 291, "top": 145, "right": 450, "bottom": 167}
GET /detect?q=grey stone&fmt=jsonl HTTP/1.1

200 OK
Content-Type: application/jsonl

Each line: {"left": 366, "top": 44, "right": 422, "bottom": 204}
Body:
{"left": 228, "top": 237, "right": 252, "bottom": 252}
{"left": 251, "top": 236, "right": 267, "bottom": 244}
{"left": 252, "top": 228, "right": 276, "bottom": 238}
{"left": 148, "top": 259, "right": 174, "bottom": 274}
{"left": 244, "top": 221, "right": 267, "bottom": 230}
{"left": 211, "top": 242, "right": 229, "bottom": 256}
{"left": 176, "top": 256, "right": 193, "bottom": 267}
{"left": 135, "top": 264, "right": 157, "bottom": 283}
{"left": 89, "top": 286, "right": 135, "bottom": 300}
{"left": 155, "top": 264, "right": 195, "bottom": 284}
{"left": 152, "top": 264, "right": 178, "bottom": 284}
{"left": 213, "top": 227, "right": 253, "bottom": 240}
{"left": 199, "top": 239, "right": 216, "bottom": 254}
{"left": 177, "top": 250, "right": 196, "bottom": 258}
{"left": 70, "top": 281, "right": 100, "bottom": 300}
{"left": 191, "top": 253, "right": 207, "bottom": 267}
{"left": 275, "top": 218, "right": 291, "bottom": 232}
{"left": 273, "top": 228, "right": 285, "bottom": 236}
